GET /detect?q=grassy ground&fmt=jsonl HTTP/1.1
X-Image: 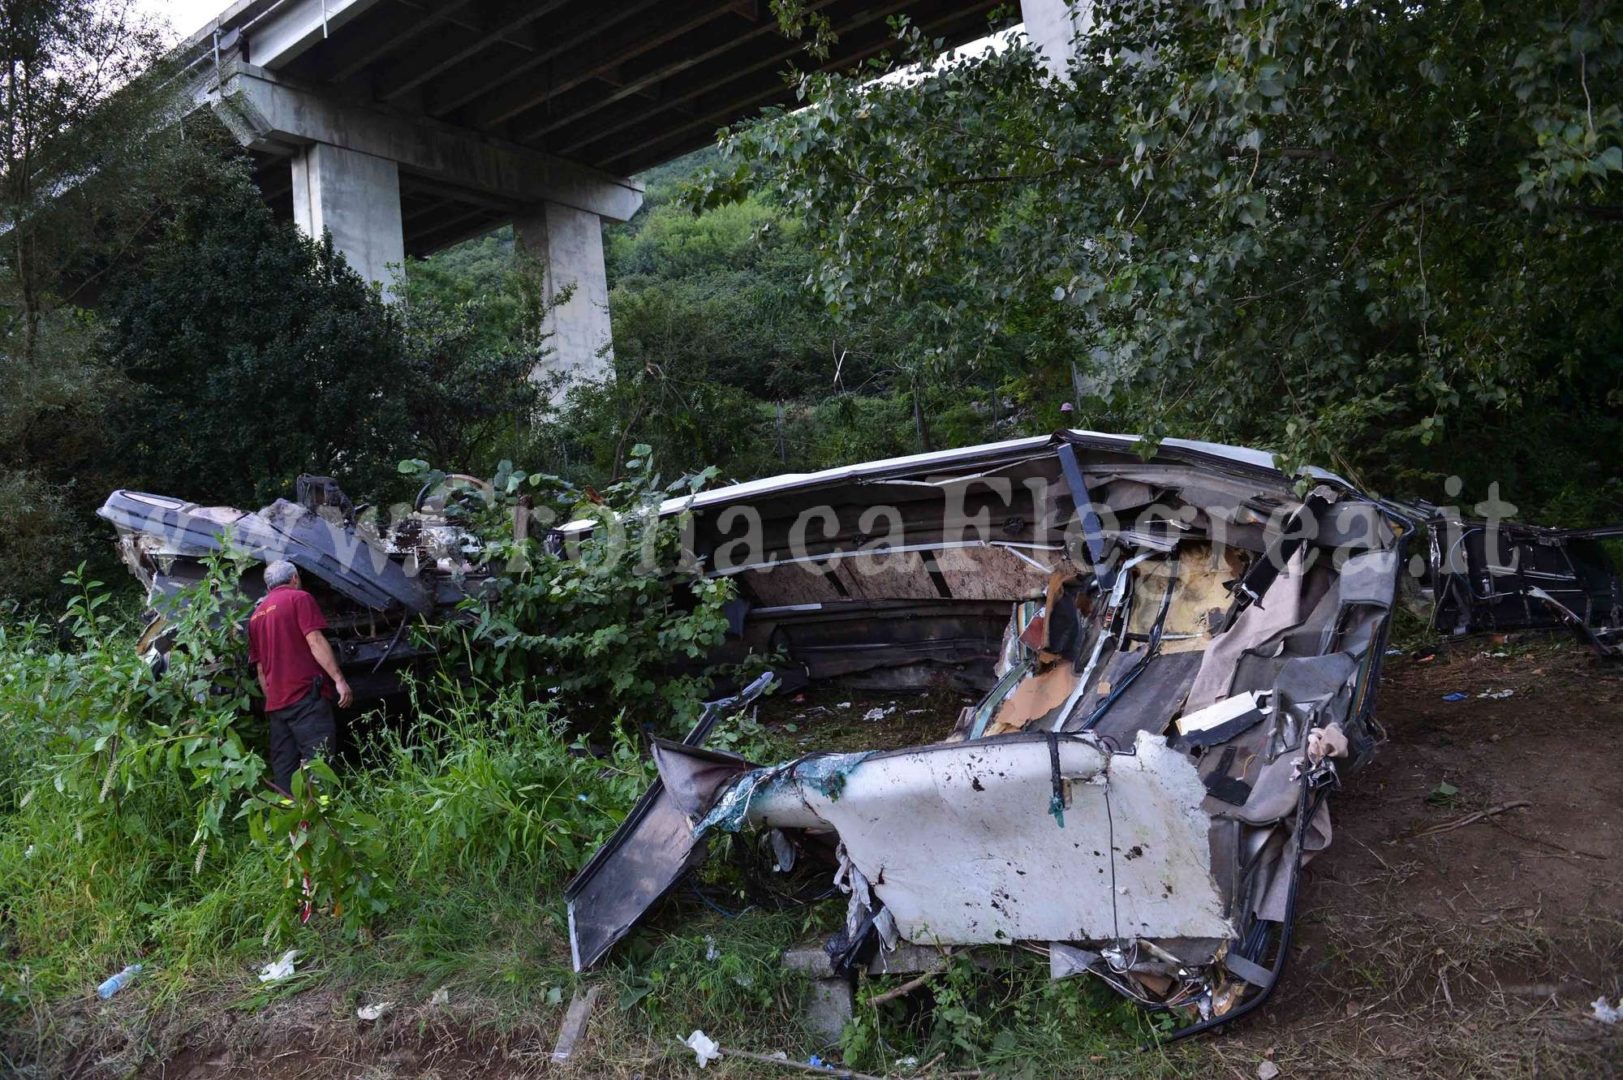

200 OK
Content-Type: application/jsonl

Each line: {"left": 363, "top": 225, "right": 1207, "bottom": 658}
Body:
{"left": 7, "top": 639, "right": 1623, "bottom": 1079}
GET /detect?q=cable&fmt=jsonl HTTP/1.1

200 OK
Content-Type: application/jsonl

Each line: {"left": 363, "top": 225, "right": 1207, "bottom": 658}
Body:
{"left": 687, "top": 881, "right": 746, "bottom": 919}
{"left": 1103, "top": 781, "right": 1120, "bottom": 945}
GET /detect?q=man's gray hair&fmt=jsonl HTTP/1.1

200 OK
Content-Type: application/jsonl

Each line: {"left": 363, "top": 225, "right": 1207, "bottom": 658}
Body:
{"left": 264, "top": 560, "right": 298, "bottom": 589}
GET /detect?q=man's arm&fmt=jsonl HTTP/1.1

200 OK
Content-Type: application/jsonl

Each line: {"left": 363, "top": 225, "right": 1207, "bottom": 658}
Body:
{"left": 304, "top": 631, "right": 354, "bottom": 708}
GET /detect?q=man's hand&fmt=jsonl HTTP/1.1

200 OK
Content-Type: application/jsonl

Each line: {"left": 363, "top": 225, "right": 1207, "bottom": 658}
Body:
{"left": 305, "top": 629, "right": 354, "bottom": 709}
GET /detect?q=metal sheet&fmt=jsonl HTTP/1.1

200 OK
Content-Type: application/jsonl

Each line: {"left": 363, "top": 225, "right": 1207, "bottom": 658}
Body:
{"left": 98, "top": 489, "right": 430, "bottom": 613}
{"left": 563, "top": 674, "right": 774, "bottom": 971}
{"left": 738, "top": 732, "right": 1233, "bottom": 945}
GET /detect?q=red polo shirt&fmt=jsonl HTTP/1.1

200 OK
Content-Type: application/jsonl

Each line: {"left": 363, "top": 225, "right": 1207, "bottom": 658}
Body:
{"left": 247, "top": 585, "right": 331, "bottom": 711}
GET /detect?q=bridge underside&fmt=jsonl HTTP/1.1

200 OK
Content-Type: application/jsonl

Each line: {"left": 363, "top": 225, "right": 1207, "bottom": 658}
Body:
{"left": 187, "top": 0, "right": 1029, "bottom": 384}
{"left": 228, "top": 0, "right": 1006, "bottom": 256}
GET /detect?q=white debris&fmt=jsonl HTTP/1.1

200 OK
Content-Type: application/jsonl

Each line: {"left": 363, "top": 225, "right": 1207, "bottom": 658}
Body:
{"left": 429, "top": 988, "right": 450, "bottom": 1006}
{"left": 862, "top": 706, "right": 895, "bottom": 722}
{"left": 356, "top": 1001, "right": 395, "bottom": 1021}
{"left": 685, "top": 1029, "right": 721, "bottom": 1068}
{"left": 1257, "top": 1060, "right": 1281, "bottom": 1080}
{"left": 705, "top": 935, "right": 720, "bottom": 961}
{"left": 1592, "top": 995, "right": 1623, "bottom": 1024}
{"left": 257, "top": 949, "right": 299, "bottom": 983}
{"left": 835, "top": 701, "right": 852, "bottom": 710}
{"left": 1306, "top": 723, "right": 1349, "bottom": 763}
{"left": 1477, "top": 688, "right": 1515, "bottom": 700}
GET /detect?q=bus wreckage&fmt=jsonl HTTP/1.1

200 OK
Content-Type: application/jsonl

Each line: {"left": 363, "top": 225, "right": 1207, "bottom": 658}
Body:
{"left": 561, "top": 430, "right": 1419, "bottom": 1039}
{"left": 98, "top": 431, "right": 1623, "bottom": 1038}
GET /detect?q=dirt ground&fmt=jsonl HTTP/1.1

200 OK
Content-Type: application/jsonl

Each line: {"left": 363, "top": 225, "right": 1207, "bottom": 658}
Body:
{"left": 45, "top": 640, "right": 1623, "bottom": 1079}
{"left": 1215, "top": 638, "right": 1623, "bottom": 1079}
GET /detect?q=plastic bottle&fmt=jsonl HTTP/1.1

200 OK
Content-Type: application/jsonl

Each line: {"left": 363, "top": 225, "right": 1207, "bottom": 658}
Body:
{"left": 96, "top": 963, "right": 142, "bottom": 999}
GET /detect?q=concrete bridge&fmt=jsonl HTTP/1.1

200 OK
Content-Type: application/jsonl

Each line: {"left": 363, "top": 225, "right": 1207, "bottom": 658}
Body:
{"left": 180, "top": 0, "right": 1084, "bottom": 382}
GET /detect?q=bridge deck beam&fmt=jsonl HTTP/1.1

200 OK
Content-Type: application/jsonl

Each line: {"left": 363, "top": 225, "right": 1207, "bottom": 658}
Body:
{"left": 204, "top": 60, "right": 636, "bottom": 384}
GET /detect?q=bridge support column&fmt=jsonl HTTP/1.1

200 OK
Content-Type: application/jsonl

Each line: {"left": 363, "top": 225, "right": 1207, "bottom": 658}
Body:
{"left": 291, "top": 142, "right": 405, "bottom": 300}
{"left": 515, "top": 203, "right": 613, "bottom": 389}
{"left": 1020, "top": 0, "right": 1093, "bottom": 77}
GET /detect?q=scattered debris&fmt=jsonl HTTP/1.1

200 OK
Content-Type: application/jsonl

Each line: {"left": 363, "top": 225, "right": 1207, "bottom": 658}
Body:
{"left": 684, "top": 1030, "right": 721, "bottom": 1068}
{"left": 1426, "top": 513, "right": 1623, "bottom": 657}
{"left": 550, "top": 985, "right": 603, "bottom": 1063}
{"left": 1414, "top": 800, "right": 1532, "bottom": 838}
{"left": 565, "top": 674, "right": 777, "bottom": 970}
{"left": 355, "top": 1001, "right": 394, "bottom": 1021}
{"left": 1441, "top": 692, "right": 1468, "bottom": 702}
{"left": 256, "top": 950, "right": 299, "bottom": 983}
{"left": 428, "top": 987, "right": 449, "bottom": 1006}
{"left": 1257, "top": 1060, "right": 1282, "bottom": 1080}
{"left": 565, "top": 430, "right": 1422, "bottom": 1039}
{"left": 676, "top": 1038, "right": 887, "bottom": 1080}
{"left": 97, "top": 476, "right": 486, "bottom": 704}
{"left": 1477, "top": 688, "right": 1514, "bottom": 700}
{"left": 1306, "top": 724, "right": 1349, "bottom": 763}
{"left": 1427, "top": 782, "right": 1460, "bottom": 805}
{"left": 860, "top": 706, "right": 894, "bottom": 722}
{"left": 96, "top": 964, "right": 142, "bottom": 1000}
{"left": 1591, "top": 996, "right": 1623, "bottom": 1024}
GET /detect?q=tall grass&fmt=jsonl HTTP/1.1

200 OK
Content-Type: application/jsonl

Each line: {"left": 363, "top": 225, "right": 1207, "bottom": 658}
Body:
{"left": 0, "top": 560, "right": 1191, "bottom": 1078}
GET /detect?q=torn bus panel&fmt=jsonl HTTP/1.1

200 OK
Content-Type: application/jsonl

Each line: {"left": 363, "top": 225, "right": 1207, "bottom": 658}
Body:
{"left": 564, "top": 429, "right": 1413, "bottom": 1035}
{"left": 1428, "top": 517, "right": 1622, "bottom": 657}
{"left": 97, "top": 478, "right": 483, "bottom": 702}
{"left": 680, "top": 731, "right": 1234, "bottom": 945}
{"left": 564, "top": 674, "right": 774, "bottom": 971}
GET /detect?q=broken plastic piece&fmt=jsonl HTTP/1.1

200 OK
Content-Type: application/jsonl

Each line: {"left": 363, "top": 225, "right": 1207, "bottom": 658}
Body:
{"left": 685, "top": 1029, "right": 721, "bottom": 1068}
{"left": 356, "top": 1001, "right": 394, "bottom": 1021}
{"left": 1305, "top": 723, "right": 1349, "bottom": 763}
{"left": 257, "top": 949, "right": 299, "bottom": 983}
{"left": 1175, "top": 691, "right": 1269, "bottom": 748}
{"left": 550, "top": 985, "right": 603, "bottom": 1062}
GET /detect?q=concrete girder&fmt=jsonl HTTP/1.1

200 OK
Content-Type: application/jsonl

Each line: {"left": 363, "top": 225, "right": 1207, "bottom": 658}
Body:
{"left": 373, "top": 0, "right": 573, "bottom": 104}
{"left": 245, "top": 0, "right": 388, "bottom": 70}
{"left": 422, "top": 0, "right": 665, "bottom": 121}
{"left": 208, "top": 63, "right": 643, "bottom": 222}
{"left": 550, "top": 0, "right": 941, "bottom": 159}
{"left": 591, "top": 0, "right": 996, "bottom": 171}
{"left": 326, "top": 0, "right": 481, "bottom": 82}
{"left": 525, "top": 0, "right": 845, "bottom": 143}
{"left": 461, "top": 0, "right": 728, "bottom": 131}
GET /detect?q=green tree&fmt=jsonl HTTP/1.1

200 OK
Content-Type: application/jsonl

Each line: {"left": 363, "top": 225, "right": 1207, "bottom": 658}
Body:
{"left": 0, "top": 0, "right": 183, "bottom": 602}
{"left": 100, "top": 142, "right": 411, "bottom": 507}
{"left": 397, "top": 241, "right": 548, "bottom": 472}
{"left": 694, "top": 1, "right": 1623, "bottom": 516}
{"left": 101, "top": 138, "right": 555, "bottom": 509}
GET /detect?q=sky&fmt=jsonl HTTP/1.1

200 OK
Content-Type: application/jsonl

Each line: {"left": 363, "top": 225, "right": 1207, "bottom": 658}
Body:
{"left": 135, "top": 0, "right": 223, "bottom": 43}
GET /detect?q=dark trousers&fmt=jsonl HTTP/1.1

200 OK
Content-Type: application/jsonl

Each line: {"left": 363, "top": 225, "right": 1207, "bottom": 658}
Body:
{"left": 268, "top": 683, "right": 336, "bottom": 793}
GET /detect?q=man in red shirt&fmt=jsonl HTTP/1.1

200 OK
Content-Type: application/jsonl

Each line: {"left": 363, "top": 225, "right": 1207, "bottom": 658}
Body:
{"left": 247, "top": 560, "right": 354, "bottom": 794}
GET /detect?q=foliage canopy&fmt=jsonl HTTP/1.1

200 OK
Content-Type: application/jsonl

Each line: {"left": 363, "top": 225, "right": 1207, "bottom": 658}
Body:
{"left": 693, "top": 0, "right": 1623, "bottom": 516}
